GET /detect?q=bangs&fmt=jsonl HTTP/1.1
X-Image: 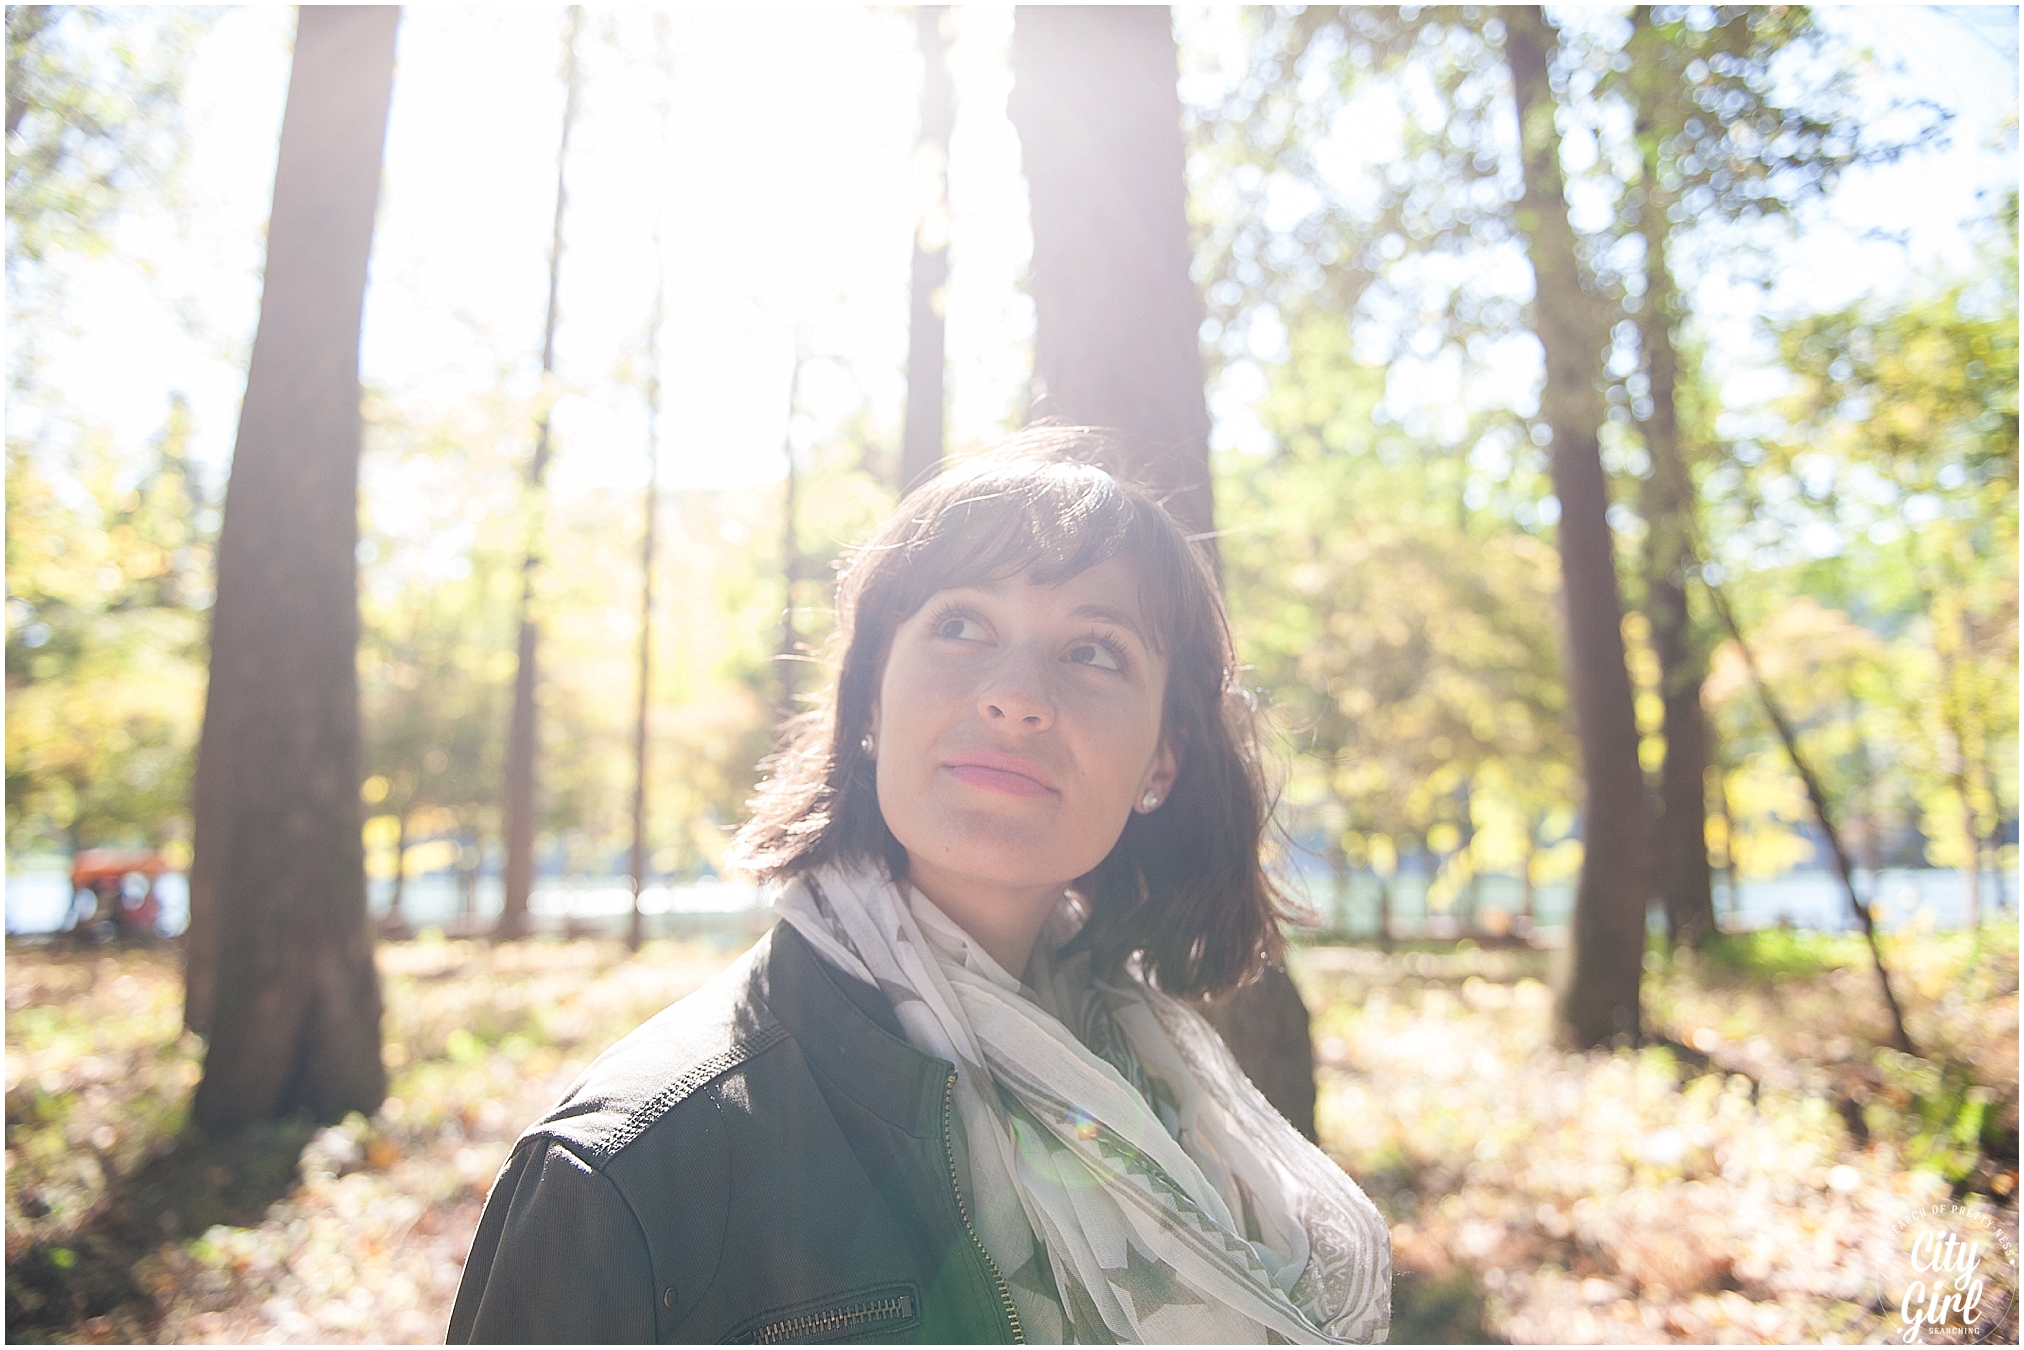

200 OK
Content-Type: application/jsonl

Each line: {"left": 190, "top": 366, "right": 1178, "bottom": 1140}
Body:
{"left": 860, "top": 457, "right": 1193, "bottom": 655}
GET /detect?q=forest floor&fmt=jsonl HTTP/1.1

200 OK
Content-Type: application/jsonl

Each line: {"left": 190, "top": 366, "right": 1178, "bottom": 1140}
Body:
{"left": 4, "top": 920, "right": 2017, "bottom": 1344}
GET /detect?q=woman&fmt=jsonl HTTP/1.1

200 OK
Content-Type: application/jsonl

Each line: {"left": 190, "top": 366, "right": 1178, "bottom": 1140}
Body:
{"left": 448, "top": 432, "right": 1390, "bottom": 1344}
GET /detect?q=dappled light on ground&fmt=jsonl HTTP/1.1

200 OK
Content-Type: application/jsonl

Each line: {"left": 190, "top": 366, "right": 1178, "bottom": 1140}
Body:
{"left": 5, "top": 935, "right": 745, "bottom": 1343}
{"left": 1299, "top": 928, "right": 2019, "bottom": 1343}
{"left": 6, "top": 926, "right": 2017, "bottom": 1342}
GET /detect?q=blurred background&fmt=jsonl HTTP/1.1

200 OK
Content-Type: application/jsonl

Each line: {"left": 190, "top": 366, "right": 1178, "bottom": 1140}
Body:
{"left": 5, "top": 4, "right": 2017, "bottom": 1344}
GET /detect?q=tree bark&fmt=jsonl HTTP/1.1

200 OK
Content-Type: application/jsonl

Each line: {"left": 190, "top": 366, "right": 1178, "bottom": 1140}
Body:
{"left": 499, "top": 10, "right": 583, "bottom": 941}
{"left": 184, "top": 6, "right": 397, "bottom": 1129}
{"left": 900, "top": 5, "right": 954, "bottom": 494}
{"left": 629, "top": 240, "right": 665, "bottom": 954}
{"left": 1633, "top": 182, "right": 1717, "bottom": 949}
{"left": 1202, "top": 975, "right": 1317, "bottom": 1141}
{"left": 1504, "top": 7, "right": 1656, "bottom": 1048}
{"left": 1009, "top": 5, "right": 1214, "bottom": 537}
{"left": 1010, "top": 4, "right": 1313, "bottom": 1126}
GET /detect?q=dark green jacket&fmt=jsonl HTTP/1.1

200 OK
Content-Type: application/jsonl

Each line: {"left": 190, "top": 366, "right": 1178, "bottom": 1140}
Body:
{"left": 447, "top": 922, "right": 1024, "bottom": 1343}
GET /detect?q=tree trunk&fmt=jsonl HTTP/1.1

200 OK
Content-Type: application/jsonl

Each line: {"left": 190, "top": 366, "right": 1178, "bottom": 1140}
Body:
{"left": 1633, "top": 185, "right": 1717, "bottom": 949}
{"left": 778, "top": 351, "right": 804, "bottom": 716}
{"left": 499, "top": 10, "right": 583, "bottom": 941}
{"left": 1504, "top": 7, "right": 1656, "bottom": 1048}
{"left": 1009, "top": 5, "right": 1214, "bottom": 538}
{"left": 184, "top": 6, "right": 396, "bottom": 1130}
{"left": 1715, "top": 761, "right": 1741, "bottom": 926}
{"left": 1202, "top": 973, "right": 1317, "bottom": 1142}
{"left": 1010, "top": 4, "right": 1312, "bottom": 1127}
{"left": 383, "top": 810, "right": 409, "bottom": 939}
{"left": 629, "top": 244, "right": 665, "bottom": 954}
{"left": 1375, "top": 870, "right": 1394, "bottom": 949}
{"left": 901, "top": 5, "right": 954, "bottom": 494}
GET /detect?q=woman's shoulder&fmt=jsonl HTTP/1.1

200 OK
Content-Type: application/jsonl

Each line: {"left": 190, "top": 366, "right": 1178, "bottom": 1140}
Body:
{"left": 521, "top": 919, "right": 920, "bottom": 1168}
{"left": 529, "top": 925, "right": 793, "bottom": 1164}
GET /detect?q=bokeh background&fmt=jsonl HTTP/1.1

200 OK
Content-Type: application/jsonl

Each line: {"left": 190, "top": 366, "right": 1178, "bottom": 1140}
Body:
{"left": 6, "top": 4, "right": 2018, "bottom": 1343}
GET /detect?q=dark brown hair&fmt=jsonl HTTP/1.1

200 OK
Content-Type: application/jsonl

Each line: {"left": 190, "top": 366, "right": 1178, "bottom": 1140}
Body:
{"left": 729, "top": 428, "right": 1285, "bottom": 999}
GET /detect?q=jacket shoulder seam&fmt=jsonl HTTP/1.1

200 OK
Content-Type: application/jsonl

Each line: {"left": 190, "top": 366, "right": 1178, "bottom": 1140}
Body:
{"left": 564, "top": 1020, "right": 791, "bottom": 1165}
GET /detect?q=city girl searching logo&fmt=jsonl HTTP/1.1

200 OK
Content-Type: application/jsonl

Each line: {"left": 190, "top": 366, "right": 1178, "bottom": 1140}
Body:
{"left": 1871, "top": 1202, "right": 2019, "bottom": 1344}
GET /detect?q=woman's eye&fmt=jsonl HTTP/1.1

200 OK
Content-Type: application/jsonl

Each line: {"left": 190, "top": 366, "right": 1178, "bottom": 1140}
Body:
{"left": 934, "top": 614, "right": 986, "bottom": 642}
{"left": 1066, "top": 640, "right": 1123, "bottom": 672}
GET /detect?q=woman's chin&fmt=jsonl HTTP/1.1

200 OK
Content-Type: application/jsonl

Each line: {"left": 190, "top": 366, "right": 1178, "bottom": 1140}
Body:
{"left": 902, "top": 821, "right": 1101, "bottom": 898}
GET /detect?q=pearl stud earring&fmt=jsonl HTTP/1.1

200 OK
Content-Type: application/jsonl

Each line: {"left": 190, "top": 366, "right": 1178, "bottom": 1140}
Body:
{"left": 1139, "top": 789, "right": 1160, "bottom": 813}
{"left": 860, "top": 732, "right": 876, "bottom": 760}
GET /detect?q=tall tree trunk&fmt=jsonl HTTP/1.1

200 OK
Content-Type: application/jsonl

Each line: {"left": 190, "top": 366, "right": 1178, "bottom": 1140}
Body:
{"left": 1010, "top": 4, "right": 1312, "bottom": 1133}
{"left": 1009, "top": 5, "right": 1214, "bottom": 537}
{"left": 1504, "top": 7, "right": 1656, "bottom": 1048}
{"left": 184, "top": 6, "right": 397, "bottom": 1129}
{"left": 901, "top": 5, "right": 954, "bottom": 494}
{"left": 629, "top": 245, "right": 665, "bottom": 954}
{"left": 778, "top": 350, "right": 804, "bottom": 716}
{"left": 498, "top": 10, "right": 583, "bottom": 941}
{"left": 1633, "top": 170, "right": 1717, "bottom": 949}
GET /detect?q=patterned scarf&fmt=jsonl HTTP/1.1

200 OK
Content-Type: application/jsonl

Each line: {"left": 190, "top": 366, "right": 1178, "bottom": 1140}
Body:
{"left": 774, "top": 861, "right": 1391, "bottom": 1343}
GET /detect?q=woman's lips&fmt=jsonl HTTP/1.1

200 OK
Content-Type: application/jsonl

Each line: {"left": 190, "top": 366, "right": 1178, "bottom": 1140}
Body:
{"left": 944, "top": 753, "right": 1058, "bottom": 798}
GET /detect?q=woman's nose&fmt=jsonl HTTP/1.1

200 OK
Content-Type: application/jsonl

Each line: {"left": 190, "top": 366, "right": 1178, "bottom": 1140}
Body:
{"left": 978, "top": 646, "right": 1054, "bottom": 729}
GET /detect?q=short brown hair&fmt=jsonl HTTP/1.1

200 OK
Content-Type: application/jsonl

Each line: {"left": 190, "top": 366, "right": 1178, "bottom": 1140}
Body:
{"left": 729, "top": 428, "right": 1286, "bottom": 999}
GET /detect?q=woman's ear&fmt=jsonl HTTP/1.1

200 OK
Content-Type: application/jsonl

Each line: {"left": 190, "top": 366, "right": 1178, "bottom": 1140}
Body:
{"left": 1141, "top": 736, "right": 1180, "bottom": 809}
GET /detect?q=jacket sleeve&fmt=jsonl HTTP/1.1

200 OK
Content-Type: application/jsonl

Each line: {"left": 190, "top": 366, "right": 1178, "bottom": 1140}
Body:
{"left": 447, "top": 1137, "right": 659, "bottom": 1344}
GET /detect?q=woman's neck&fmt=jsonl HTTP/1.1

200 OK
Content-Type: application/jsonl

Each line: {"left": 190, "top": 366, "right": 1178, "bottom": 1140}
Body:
{"left": 902, "top": 856, "right": 1059, "bottom": 979}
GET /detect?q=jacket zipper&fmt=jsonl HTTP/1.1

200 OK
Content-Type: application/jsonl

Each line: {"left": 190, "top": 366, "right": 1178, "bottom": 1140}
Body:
{"left": 942, "top": 1071, "right": 1025, "bottom": 1343}
{"left": 744, "top": 1291, "right": 916, "bottom": 1343}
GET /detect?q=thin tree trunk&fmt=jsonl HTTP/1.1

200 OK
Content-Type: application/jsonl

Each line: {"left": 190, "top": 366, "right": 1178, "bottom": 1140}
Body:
{"left": 1715, "top": 760, "right": 1742, "bottom": 927}
{"left": 1705, "top": 582, "right": 1917, "bottom": 1054}
{"left": 1978, "top": 743, "right": 2007, "bottom": 916}
{"left": 901, "top": 5, "right": 954, "bottom": 494}
{"left": 1954, "top": 762, "right": 1983, "bottom": 932}
{"left": 628, "top": 252, "right": 665, "bottom": 954}
{"left": 383, "top": 810, "right": 409, "bottom": 939}
{"left": 1376, "top": 870, "right": 1394, "bottom": 950}
{"left": 1327, "top": 839, "right": 1349, "bottom": 934}
{"left": 1633, "top": 175, "right": 1717, "bottom": 949}
{"left": 1942, "top": 605, "right": 1984, "bottom": 932}
{"left": 778, "top": 351, "right": 803, "bottom": 716}
{"left": 499, "top": 10, "right": 583, "bottom": 941}
{"left": 1505, "top": 7, "right": 1657, "bottom": 1048}
{"left": 185, "top": 6, "right": 396, "bottom": 1129}
{"left": 1010, "top": 5, "right": 1310, "bottom": 1128}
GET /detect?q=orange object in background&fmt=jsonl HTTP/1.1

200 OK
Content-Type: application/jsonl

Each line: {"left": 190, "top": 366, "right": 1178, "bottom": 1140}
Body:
{"left": 68, "top": 849, "right": 168, "bottom": 938}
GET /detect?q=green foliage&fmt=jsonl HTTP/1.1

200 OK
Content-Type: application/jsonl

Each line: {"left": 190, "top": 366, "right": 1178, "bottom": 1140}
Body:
{"left": 351, "top": 377, "right": 896, "bottom": 883}
{"left": 1222, "top": 325, "right": 1578, "bottom": 914}
{"left": 5, "top": 399, "right": 212, "bottom": 852}
{"left": 1701, "top": 926, "right": 1862, "bottom": 979}
{"left": 1701, "top": 232, "right": 2020, "bottom": 878}
{"left": 5, "top": 6, "right": 203, "bottom": 270}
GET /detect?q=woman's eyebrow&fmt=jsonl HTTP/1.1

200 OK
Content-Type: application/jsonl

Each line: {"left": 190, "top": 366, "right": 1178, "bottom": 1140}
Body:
{"left": 1069, "top": 603, "right": 1149, "bottom": 646}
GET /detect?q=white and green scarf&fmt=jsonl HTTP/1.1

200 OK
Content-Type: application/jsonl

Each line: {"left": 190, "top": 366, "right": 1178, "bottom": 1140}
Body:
{"left": 775, "top": 861, "right": 1391, "bottom": 1344}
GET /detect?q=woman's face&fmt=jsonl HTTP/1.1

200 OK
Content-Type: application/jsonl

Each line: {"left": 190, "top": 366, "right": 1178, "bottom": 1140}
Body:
{"left": 870, "top": 555, "right": 1179, "bottom": 915}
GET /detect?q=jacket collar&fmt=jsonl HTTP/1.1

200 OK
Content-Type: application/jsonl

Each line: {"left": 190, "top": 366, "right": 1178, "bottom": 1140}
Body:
{"left": 765, "top": 919, "right": 953, "bottom": 1141}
